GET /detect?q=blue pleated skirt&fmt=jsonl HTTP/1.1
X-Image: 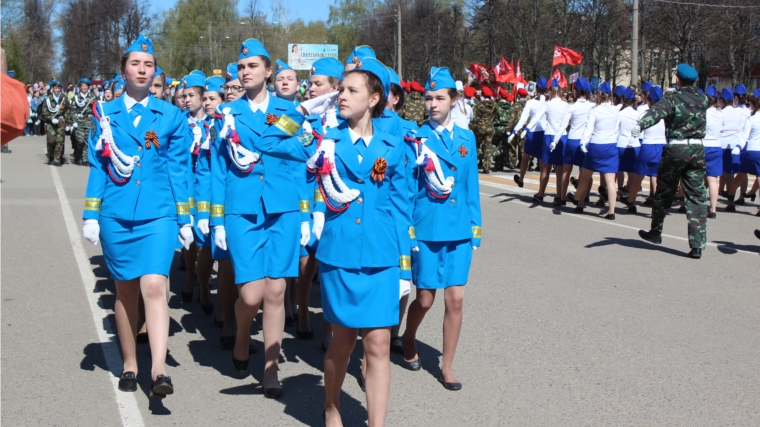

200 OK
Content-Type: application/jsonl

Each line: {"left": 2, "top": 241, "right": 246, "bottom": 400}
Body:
{"left": 564, "top": 138, "right": 585, "bottom": 167}
{"left": 739, "top": 150, "right": 760, "bottom": 175}
{"left": 635, "top": 144, "right": 663, "bottom": 177}
{"left": 412, "top": 239, "right": 472, "bottom": 289}
{"left": 583, "top": 143, "right": 619, "bottom": 174}
{"left": 617, "top": 146, "right": 640, "bottom": 173}
{"left": 524, "top": 130, "right": 544, "bottom": 159}
{"left": 100, "top": 216, "right": 177, "bottom": 281}
{"left": 210, "top": 228, "right": 231, "bottom": 260}
{"left": 705, "top": 147, "right": 723, "bottom": 177}
{"left": 723, "top": 148, "right": 741, "bottom": 174}
{"left": 225, "top": 210, "right": 300, "bottom": 284}
{"left": 542, "top": 134, "right": 566, "bottom": 165}
{"left": 319, "top": 262, "right": 400, "bottom": 328}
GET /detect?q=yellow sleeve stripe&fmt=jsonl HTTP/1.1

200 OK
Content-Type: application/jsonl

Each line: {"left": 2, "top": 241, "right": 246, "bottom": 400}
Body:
{"left": 211, "top": 204, "right": 225, "bottom": 218}
{"left": 176, "top": 202, "right": 190, "bottom": 215}
{"left": 188, "top": 197, "right": 196, "bottom": 209}
{"left": 313, "top": 189, "right": 324, "bottom": 203}
{"left": 472, "top": 226, "right": 482, "bottom": 238}
{"left": 84, "top": 198, "right": 101, "bottom": 211}
{"left": 274, "top": 115, "right": 300, "bottom": 136}
{"left": 299, "top": 200, "right": 311, "bottom": 213}
{"left": 408, "top": 226, "right": 416, "bottom": 239}
{"left": 196, "top": 201, "right": 211, "bottom": 213}
{"left": 399, "top": 255, "right": 412, "bottom": 271}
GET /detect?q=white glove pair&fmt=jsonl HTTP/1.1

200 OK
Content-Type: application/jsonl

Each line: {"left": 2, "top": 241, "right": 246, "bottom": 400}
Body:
{"left": 299, "top": 91, "right": 339, "bottom": 116}
{"left": 732, "top": 146, "right": 741, "bottom": 156}
{"left": 178, "top": 224, "right": 194, "bottom": 250}
{"left": 82, "top": 219, "right": 100, "bottom": 246}
{"left": 300, "top": 222, "right": 310, "bottom": 246}
{"left": 549, "top": 141, "right": 557, "bottom": 152}
{"left": 211, "top": 221, "right": 312, "bottom": 250}
{"left": 631, "top": 125, "right": 641, "bottom": 138}
{"left": 52, "top": 118, "right": 59, "bottom": 125}
{"left": 520, "top": 130, "right": 527, "bottom": 140}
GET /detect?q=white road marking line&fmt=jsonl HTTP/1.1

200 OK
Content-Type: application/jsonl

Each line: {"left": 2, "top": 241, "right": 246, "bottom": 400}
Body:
{"left": 479, "top": 180, "right": 758, "bottom": 256}
{"left": 51, "top": 167, "right": 145, "bottom": 427}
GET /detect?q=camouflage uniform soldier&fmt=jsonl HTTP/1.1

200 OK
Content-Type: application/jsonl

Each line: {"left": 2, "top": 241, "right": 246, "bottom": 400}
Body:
{"left": 492, "top": 98, "right": 512, "bottom": 171}
{"left": 469, "top": 86, "right": 499, "bottom": 173}
{"left": 403, "top": 82, "right": 428, "bottom": 127}
{"left": 66, "top": 78, "right": 96, "bottom": 165}
{"left": 636, "top": 64, "right": 708, "bottom": 259}
{"left": 506, "top": 90, "right": 529, "bottom": 168}
{"left": 39, "top": 80, "right": 69, "bottom": 166}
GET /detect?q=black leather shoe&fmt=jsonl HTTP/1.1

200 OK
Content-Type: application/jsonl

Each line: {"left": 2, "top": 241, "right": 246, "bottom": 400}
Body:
{"left": 570, "top": 176, "right": 579, "bottom": 189}
{"left": 118, "top": 371, "right": 137, "bottom": 392}
{"left": 181, "top": 290, "right": 193, "bottom": 302}
{"left": 725, "top": 205, "right": 737, "bottom": 212}
{"left": 756, "top": 211, "right": 760, "bottom": 217}
{"left": 604, "top": 213, "right": 616, "bottom": 220}
{"left": 297, "top": 328, "right": 314, "bottom": 340}
{"left": 150, "top": 375, "right": 173, "bottom": 399}
{"left": 573, "top": 206, "right": 584, "bottom": 214}
{"left": 552, "top": 197, "right": 566, "bottom": 207}
{"left": 619, "top": 197, "right": 633, "bottom": 208}
{"left": 402, "top": 358, "right": 421, "bottom": 371}
{"left": 628, "top": 205, "right": 637, "bottom": 214}
{"left": 136, "top": 332, "right": 149, "bottom": 344}
{"left": 639, "top": 230, "right": 662, "bottom": 244}
{"left": 220, "top": 335, "right": 235, "bottom": 350}
{"left": 513, "top": 174, "right": 524, "bottom": 188}
{"left": 284, "top": 315, "right": 296, "bottom": 327}
{"left": 264, "top": 387, "right": 283, "bottom": 399}
{"left": 642, "top": 198, "right": 654, "bottom": 207}
{"left": 720, "top": 190, "right": 728, "bottom": 198}
{"left": 744, "top": 192, "right": 756, "bottom": 202}
{"left": 566, "top": 192, "right": 578, "bottom": 206}
{"left": 390, "top": 336, "right": 404, "bottom": 355}
{"left": 688, "top": 248, "right": 702, "bottom": 259}
{"left": 201, "top": 303, "right": 213, "bottom": 316}
{"left": 707, "top": 212, "right": 717, "bottom": 219}
{"left": 754, "top": 229, "right": 760, "bottom": 240}
{"left": 735, "top": 198, "right": 745, "bottom": 206}
{"left": 438, "top": 374, "right": 462, "bottom": 391}
{"left": 232, "top": 355, "right": 249, "bottom": 374}
{"left": 532, "top": 194, "right": 544, "bottom": 204}
{"left": 594, "top": 198, "right": 606, "bottom": 207}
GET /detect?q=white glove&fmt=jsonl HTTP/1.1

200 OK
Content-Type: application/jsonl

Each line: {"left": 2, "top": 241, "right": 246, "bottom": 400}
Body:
{"left": 35, "top": 120, "right": 40, "bottom": 125}
{"left": 732, "top": 146, "right": 741, "bottom": 156}
{"left": 411, "top": 246, "right": 420, "bottom": 252}
{"left": 472, "top": 246, "right": 478, "bottom": 251}
{"left": 549, "top": 142, "right": 557, "bottom": 152}
{"left": 520, "top": 130, "right": 527, "bottom": 139}
{"left": 197, "top": 219, "right": 210, "bottom": 235}
{"left": 190, "top": 215, "right": 194, "bottom": 227}
{"left": 631, "top": 125, "right": 641, "bottom": 138}
{"left": 399, "top": 279, "right": 411, "bottom": 298}
{"left": 52, "top": 118, "right": 59, "bottom": 125}
{"left": 82, "top": 219, "right": 100, "bottom": 246}
{"left": 580, "top": 144, "right": 588, "bottom": 153}
{"left": 178, "top": 224, "right": 194, "bottom": 250}
{"left": 65, "top": 126, "right": 71, "bottom": 132}
{"left": 300, "top": 91, "right": 339, "bottom": 116}
{"left": 214, "top": 226, "right": 227, "bottom": 251}
{"left": 300, "top": 221, "right": 310, "bottom": 246}
{"left": 507, "top": 134, "right": 515, "bottom": 143}
{"left": 312, "top": 211, "right": 325, "bottom": 240}
{"left": 72, "top": 122, "right": 78, "bottom": 128}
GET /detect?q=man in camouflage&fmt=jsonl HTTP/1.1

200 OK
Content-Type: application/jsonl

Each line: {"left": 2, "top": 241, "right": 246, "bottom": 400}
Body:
{"left": 66, "top": 78, "right": 96, "bottom": 165}
{"left": 470, "top": 86, "right": 499, "bottom": 173}
{"left": 492, "top": 95, "right": 512, "bottom": 171}
{"left": 505, "top": 89, "right": 529, "bottom": 169}
{"left": 635, "top": 63, "right": 708, "bottom": 259}
{"left": 39, "top": 80, "right": 69, "bottom": 166}
{"left": 402, "top": 81, "right": 428, "bottom": 127}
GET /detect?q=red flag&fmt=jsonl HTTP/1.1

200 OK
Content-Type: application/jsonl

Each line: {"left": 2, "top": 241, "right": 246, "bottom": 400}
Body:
{"left": 550, "top": 68, "right": 568, "bottom": 90}
{"left": 494, "top": 56, "right": 515, "bottom": 83}
{"left": 468, "top": 63, "right": 492, "bottom": 84}
{"left": 553, "top": 46, "right": 583, "bottom": 66}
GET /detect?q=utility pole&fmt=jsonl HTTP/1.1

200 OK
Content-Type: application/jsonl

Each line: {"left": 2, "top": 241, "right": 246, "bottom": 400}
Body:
{"left": 631, "top": 0, "right": 639, "bottom": 87}
{"left": 397, "top": 4, "right": 402, "bottom": 79}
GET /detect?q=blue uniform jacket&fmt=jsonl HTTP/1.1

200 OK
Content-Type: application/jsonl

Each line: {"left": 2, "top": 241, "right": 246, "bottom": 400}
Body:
{"left": 185, "top": 113, "right": 207, "bottom": 216}
{"left": 83, "top": 95, "right": 192, "bottom": 225}
{"left": 407, "top": 122, "right": 482, "bottom": 246}
{"left": 194, "top": 117, "right": 214, "bottom": 220}
{"left": 210, "top": 94, "right": 304, "bottom": 227}
{"left": 254, "top": 110, "right": 413, "bottom": 279}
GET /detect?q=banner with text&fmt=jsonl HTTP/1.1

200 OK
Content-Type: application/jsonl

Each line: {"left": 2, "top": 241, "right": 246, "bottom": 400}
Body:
{"left": 287, "top": 44, "right": 339, "bottom": 70}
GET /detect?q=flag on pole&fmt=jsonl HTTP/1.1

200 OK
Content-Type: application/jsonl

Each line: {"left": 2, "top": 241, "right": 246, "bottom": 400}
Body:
{"left": 494, "top": 56, "right": 515, "bottom": 83}
{"left": 468, "top": 63, "right": 493, "bottom": 84}
{"left": 552, "top": 46, "right": 583, "bottom": 66}
{"left": 551, "top": 68, "right": 568, "bottom": 89}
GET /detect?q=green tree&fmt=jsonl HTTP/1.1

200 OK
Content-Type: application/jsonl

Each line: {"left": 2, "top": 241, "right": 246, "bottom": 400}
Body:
{"left": 3, "top": 32, "right": 28, "bottom": 82}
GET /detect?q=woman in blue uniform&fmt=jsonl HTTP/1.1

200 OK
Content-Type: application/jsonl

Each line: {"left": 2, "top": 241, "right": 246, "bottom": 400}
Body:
{"left": 401, "top": 67, "right": 482, "bottom": 391}
{"left": 210, "top": 39, "right": 303, "bottom": 399}
{"left": 251, "top": 57, "right": 412, "bottom": 427}
{"left": 81, "top": 35, "right": 192, "bottom": 398}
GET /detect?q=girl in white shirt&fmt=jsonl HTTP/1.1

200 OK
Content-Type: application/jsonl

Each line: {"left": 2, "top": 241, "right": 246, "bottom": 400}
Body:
{"left": 511, "top": 78, "right": 548, "bottom": 203}
{"left": 726, "top": 95, "right": 759, "bottom": 212}
{"left": 718, "top": 88, "right": 745, "bottom": 197}
{"left": 557, "top": 78, "right": 593, "bottom": 202}
{"left": 616, "top": 88, "right": 640, "bottom": 199}
{"left": 535, "top": 79, "right": 570, "bottom": 206}
{"left": 702, "top": 86, "right": 724, "bottom": 217}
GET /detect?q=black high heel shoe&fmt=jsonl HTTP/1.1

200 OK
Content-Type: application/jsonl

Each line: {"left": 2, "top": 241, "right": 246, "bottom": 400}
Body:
{"left": 232, "top": 355, "right": 249, "bottom": 374}
{"left": 199, "top": 292, "right": 213, "bottom": 315}
{"left": 181, "top": 289, "right": 193, "bottom": 302}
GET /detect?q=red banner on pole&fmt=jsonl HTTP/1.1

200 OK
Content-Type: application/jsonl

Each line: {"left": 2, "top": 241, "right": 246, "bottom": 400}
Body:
{"left": 494, "top": 56, "right": 515, "bottom": 83}
{"left": 552, "top": 46, "right": 583, "bottom": 66}
{"left": 551, "top": 68, "right": 568, "bottom": 90}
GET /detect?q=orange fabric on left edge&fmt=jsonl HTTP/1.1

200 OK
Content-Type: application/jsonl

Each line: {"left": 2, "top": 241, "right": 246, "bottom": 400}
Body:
{"left": 1, "top": 74, "right": 30, "bottom": 145}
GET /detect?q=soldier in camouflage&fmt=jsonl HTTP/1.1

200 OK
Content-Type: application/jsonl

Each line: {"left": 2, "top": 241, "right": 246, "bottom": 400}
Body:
{"left": 39, "top": 80, "right": 69, "bottom": 166}
{"left": 402, "top": 81, "right": 428, "bottom": 127}
{"left": 470, "top": 86, "right": 499, "bottom": 173}
{"left": 635, "top": 64, "right": 709, "bottom": 259}
{"left": 492, "top": 95, "right": 512, "bottom": 171}
{"left": 505, "top": 89, "right": 529, "bottom": 169}
{"left": 66, "top": 78, "right": 96, "bottom": 165}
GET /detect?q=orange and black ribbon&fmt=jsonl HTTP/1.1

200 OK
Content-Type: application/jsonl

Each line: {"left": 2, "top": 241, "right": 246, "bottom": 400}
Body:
{"left": 266, "top": 114, "right": 279, "bottom": 125}
{"left": 458, "top": 145, "right": 468, "bottom": 157}
{"left": 145, "top": 130, "right": 160, "bottom": 149}
{"left": 371, "top": 158, "right": 388, "bottom": 183}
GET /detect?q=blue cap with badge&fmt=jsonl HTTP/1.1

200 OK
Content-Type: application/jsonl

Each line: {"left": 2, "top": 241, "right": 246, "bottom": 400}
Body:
{"left": 239, "top": 38, "right": 269, "bottom": 61}
{"left": 225, "top": 63, "right": 238, "bottom": 82}
{"left": 734, "top": 84, "right": 747, "bottom": 96}
{"left": 641, "top": 81, "right": 653, "bottom": 92}
{"left": 623, "top": 87, "right": 635, "bottom": 100}
{"left": 535, "top": 77, "right": 547, "bottom": 90}
{"left": 354, "top": 57, "right": 390, "bottom": 98}
{"left": 49, "top": 79, "right": 62, "bottom": 87}
{"left": 705, "top": 85, "right": 717, "bottom": 98}
{"left": 599, "top": 81, "right": 611, "bottom": 94}
{"left": 425, "top": 66, "right": 456, "bottom": 91}
{"left": 675, "top": 63, "right": 698, "bottom": 83}
{"left": 649, "top": 86, "right": 663, "bottom": 102}
{"left": 183, "top": 70, "right": 206, "bottom": 88}
{"left": 311, "top": 57, "right": 343, "bottom": 79}
{"left": 155, "top": 67, "right": 163, "bottom": 77}
{"left": 721, "top": 88, "right": 733, "bottom": 102}
{"left": 124, "top": 34, "right": 154, "bottom": 56}
{"left": 346, "top": 45, "right": 376, "bottom": 65}
{"left": 275, "top": 59, "right": 293, "bottom": 75}
{"left": 204, "top": 76, "right": 224, "bottom": 93}
{"left": 77, "top": 77, "right": 91, "bottom": 86}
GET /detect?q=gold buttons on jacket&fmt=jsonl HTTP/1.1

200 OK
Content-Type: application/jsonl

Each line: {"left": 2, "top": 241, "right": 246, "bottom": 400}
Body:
{"left": 137, "top": 163, "right": 141, "bottom": 168}
{"left": 136, "top": 180, "right": 141, "bottom": 186}
{"left": 357, "top": 178, "right": 363, "bottom": 183}
{"left": 259, "top": 176, "right": 264, "bottom": 181}
{"left": 355, "top": 219, "right": 361, "bottom": 224}
{"left": 450, "top": 199, "right": 456, "bottom": 204}
{"left": 137, "top": 146, "right": 143, "bottom": 151}
{"left": 357, "top": 198, "right": 363, "bottom": 204}
{"left": 450, "top": 166, "right": 456, "bottom": 171}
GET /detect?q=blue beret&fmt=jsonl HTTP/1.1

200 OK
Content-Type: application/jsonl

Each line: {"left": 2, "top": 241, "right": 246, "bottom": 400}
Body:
{"left": 275, "top": 59, "right": 293, "bottom": 75}
{"left": 239, "top": 38, "right": 269, "bottom": 61}
{"left": 705, "top": 85, "right": 717, "bottom": 98}
{"left": 641, "top": 81, "right": 653, "bottom": 92}
{"left": 77, "top": 77, "right": 91, "bottom": 86}
{"left": 535, "top": 77, "right": 547, "bottom": 90}
{"left": 311, "top": 57, "right": 343, "bottom": 80}
{"left": 754, "top": 88, "right": 760, "bottom": 98}
{"left": 114, "top": 72, "right": 123, "bottom": 81}
{"left": 183, "top": 71, "right": 206, "bottom": 88}
{"left": 599, "top": 81, "right": 611, "bottom": 95}
{"left": 154, "top": 67, "right": 163, "bottom": 77}
{"left": 225, "top": 63, "right": 239, "bottom": 82}
{"left": 346, "top": 45, "right": 376, "bottom": 65}
{"left": 166, "top": 77, "right": 173, "bottom": 85}
{"left": 113, "top": 79, "right": 125, "bottom": 92}
{"left": 354, "top": 57, "right": 390, "bottom": 98}
{"left": 614, "top": 85, "right": 625, "bottom": 97}
{"left": 48, "top": 79, "right": 61, "bottom": 87}
{"left": 425, "top": 66, "right": 456, "bottom": 91}
{"left": 124, "top": 34, "right": 154, "bottom": 56}
{"left": 675, "top": 63, "right": 698, "bottom": 83}
{"left": 387, "top": 67, "right": 401, "bottom": 87}
{"left": 734, "top": 84, "right": 746, "bottom": 96}
{"left": 720, "top": 88, "right": 733, "bottom": 102}
{"left": 649, "top": 86, "right": 663, "bottom": 102}
{"left": 205, "top": 76, "right": 224, "bottom": 94}
{"left": 623, "top": 87, "right": 635, "bottom": 100}
{"left": 550, "top": 79, "right": 559, "bottom": 88}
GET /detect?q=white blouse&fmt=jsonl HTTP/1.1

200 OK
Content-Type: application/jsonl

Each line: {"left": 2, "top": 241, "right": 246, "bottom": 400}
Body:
{"left": 744, "top": 113, "right": 760, "bottom": 152}
{"left": 514, "top": 98, "right": 546, "bottom": 133}
{"left": 582, "top": 102, "right": 620, "bottom": 145}
{"left": 720, "top": 106, "right": 748, "bottom": 149}
{"left": 703, "top": 107, "right": 724, "bottom": 148}
{"left": 617, "top": 106, "right": 640, "bottom": 147}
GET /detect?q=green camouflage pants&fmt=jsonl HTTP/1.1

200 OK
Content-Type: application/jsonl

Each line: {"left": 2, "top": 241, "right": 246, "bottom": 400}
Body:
{"left": 507, "top": 134, "right": 524, "bottom": 169}
{"left": 72, "top": 124, "right": 90, "bottom": 161}
{"left": 476, "top": 133, "right": 493, "bottom": 172}
{"left": 45, "top": 123, "right": 65, "bottom": 163}
{"left": 651, "top": 144, "right": 708, "bottom": 249}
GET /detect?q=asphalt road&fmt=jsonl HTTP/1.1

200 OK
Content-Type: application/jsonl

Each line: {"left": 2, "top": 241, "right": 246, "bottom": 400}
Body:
{"left": 2, "top": 136, "right": 759, "bottom": 426}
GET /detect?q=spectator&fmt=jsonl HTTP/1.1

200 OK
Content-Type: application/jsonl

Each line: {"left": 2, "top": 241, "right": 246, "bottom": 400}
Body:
{"left": 30, "top": 91, "right": 42, "bottom": 135}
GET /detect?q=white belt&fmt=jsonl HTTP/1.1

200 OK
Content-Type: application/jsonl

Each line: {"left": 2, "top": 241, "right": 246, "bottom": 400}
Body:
{"left": 669, "top": 139, "right": 703, "bottom": 145}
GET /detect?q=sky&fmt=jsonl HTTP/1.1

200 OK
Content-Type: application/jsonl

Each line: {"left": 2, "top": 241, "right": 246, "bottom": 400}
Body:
{"left": 149, "top": 0, "right": 333, "bottom": 24}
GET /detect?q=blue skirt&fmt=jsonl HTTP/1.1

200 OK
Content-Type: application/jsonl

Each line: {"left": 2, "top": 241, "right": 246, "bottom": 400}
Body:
{"left": 100, "top": 216, "right": 177, "bottom": 281}
{"left": 564, "top": 138, "right": 585, "bottom": 167}
{"left": 705, "top": 147, "right": 723, "bottom": 177}
{"left": 524, "top": 130, "right": 544, "bottom": 159}
{"left": 412, "top": 239, "right": 472, "bottom": 289}
{"left": 193, "top": 221, "right": 210, "bottom": 247}
{"left": 583, "top": 143, "right": 619, "bottom": 174}
{"left": 210, "top": 228, "right": 230, "bottom": 260}
{"left": 617, "top": 146, "right": 640, "bottom": 173}
{"left": 543, "top": 134, "right": 566, "bottom": 165}
{"left": 225, "top": 210, "right": 300, "bottom": 284}
{"left": 319, "top": 262, "right": 400, "bottom": 328}
{"left": 739, "top": 150, "right": 760, "bottom": 175}
{"left": 722, "top": 148, "right": 740, "bottom": 174}
{"left": 635, "top": 144, "right": 663, "bottom": 177}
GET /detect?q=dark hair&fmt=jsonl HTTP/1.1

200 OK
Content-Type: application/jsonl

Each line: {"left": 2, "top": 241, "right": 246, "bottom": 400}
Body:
{"left": 735, "top": 94, "right": 747, "bottom": 105}
{"left": 550, "top": 86, "right": 562, "bottom": 99}
{"left": 259, "top": 55, "right": 273, "bottom": 85}
{"left": 390, "top": 83, "right": 405, "bottom": 112}
{"left": 185, "top": 86, "right": 203, "bottom": 97}
{"left": 448, "top": 88, "right": 458, "bottom": 99}
{"left": 346, "top": 69, "right": 387, "bottom": 119}
{"left": 153, "top": 73, "right": 166, "bottom": 87}
{"left": 597, "top": 92, "right": 610, "bottom": 104}
{"left": 204, "top": 91, "right": 225, "bottom": 100}
{"left": 706, "top": 95, "right": 717, "bottom": 108}
{"left": 749, "top": 96, "right": 760, "bottom": 113}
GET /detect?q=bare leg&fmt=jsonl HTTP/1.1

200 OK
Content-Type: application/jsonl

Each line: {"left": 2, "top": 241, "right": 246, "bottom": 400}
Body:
{"left": 572, "top": 168, "right": 593, "bottom": 207}
{"left": 706, "top": 176, "right": 718, "bottom": 213}
{"left": 561, "top": 164, "right": 573, "bottom": 200}
{"left": 218, "top": 259, "right": 237, "bottom": 337}
{"left": 296, "top": 255, "right": 318, "bottom": 334}
{"left": 137, "top": 294, "right": 147, "bottom": 336}
{"left": 627, "top": 175, "right": 645, "bottom": 203}
{"left": 441, "top": 286, "right": 465, "bottom": 384}
{"left": 141, "top": 274, "right": 170, "bottom": 379}
{"left": 182, "top": 242, "right": 197, "bottom": 297}
{"left": 196, "top": 246, "right": 213, "bottom": 306}
{"left": 363, "top": 327, "right": 392, "bottom": 427}
{"left": 604, "top": 173, "right": 617, "bottom": 214}
{"left": 324, "top": 325, "right": 358, "bottom": 427}
{"left": 233, "top": 279, "right": 265, "bottom": 364}
{"left": 650, "top": 176, "right": 658, "bottom": 197}
{"left": 403, "top": 288, "right": 437, "bottom": 362}
{"left": 554, "top": 164, "right": 565, "bottom": 200}
{"left": 261, "top": 277, "right": 286, "bottom": 388}
{"left": 727, "top": 172, "right": 748, "bottom": 207}
{"left": 518, "top": 152, "right": 531, "bottom": 181}
{"left": 538, "top": 163, "right": 551, "bottom": 196}
{"left": 115, "top": 279, "right": 141, "bottom": 374}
